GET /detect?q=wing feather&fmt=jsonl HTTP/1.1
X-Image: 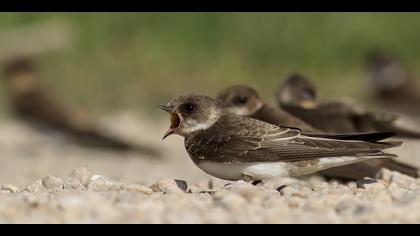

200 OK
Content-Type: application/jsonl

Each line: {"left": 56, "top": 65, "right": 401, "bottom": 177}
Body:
{"left": 185, "top": 113, "right": 400, "bottom": 164}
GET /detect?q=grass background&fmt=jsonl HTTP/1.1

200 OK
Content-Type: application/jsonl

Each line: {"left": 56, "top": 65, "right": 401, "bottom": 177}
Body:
{"left": 0, "top": 13, "right": 419, "bottom": 118}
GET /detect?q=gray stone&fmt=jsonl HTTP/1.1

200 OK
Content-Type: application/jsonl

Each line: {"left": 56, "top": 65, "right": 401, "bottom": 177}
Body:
{"left": 42, "top": 176, "right": 64, "bottom": 192}
{"left": 376, "top": 168, "right": 418, "bottom": 189}
{"left": 174, "top": 180, "right": 188, "bottom": 192}
{"left": 151, "top": 180, "right": 188, "bottom": 194}
{"left": 68, "top": 167, "right": 91, "bottom": 186}
{"left": 63, "top": 178, "right": 84, "bottom": 191}
{"left": 1, "top": 184, "right": 19, "bottom": 193}
{"left": 20, "top": 180, "right": 45, "bottom": 193}
{"left": 127, "top": 184, "right": 153, "bottom": 195}
{"left": 87, "top": 175, "right": 125, "bottom": 192}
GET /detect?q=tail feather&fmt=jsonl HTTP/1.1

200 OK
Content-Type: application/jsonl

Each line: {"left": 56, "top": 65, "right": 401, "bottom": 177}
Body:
{"left": 305, "top": 131, "right": 397, "bottom": 143}
{"left": 394, "top": 128, "right": 420, "bottom": 139}
{"left": 356, "top": 151, "right": 398, "bottom": 158}
{"left": 377, "top": 159, "right": 420, "bottom": 178}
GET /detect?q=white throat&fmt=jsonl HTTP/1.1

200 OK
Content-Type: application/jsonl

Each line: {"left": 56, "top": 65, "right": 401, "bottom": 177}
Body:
{"left": 177, "top": 109, "right": 221, "bottom": 135}
{"left": 229, "top": 100, "right": 264, "bottom": 116}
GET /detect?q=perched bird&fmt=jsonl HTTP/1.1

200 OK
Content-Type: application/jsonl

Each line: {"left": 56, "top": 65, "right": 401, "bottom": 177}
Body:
{"left": 217, "top": 85, "right": 319, "bottom": 133}
{"left": 366, "top": 49, "right": 420, "bottom": 116}
{"left": 0, "top": 56, "right": 161, "bottom": 157}
{"left": 277, "top": 73, "right": 420, "bottom": 139}
{"left": 161, "top": 94, "right": 401, "bottom": 182}
{"left": 218, "top": 83, "right": 419, "bottom": 179}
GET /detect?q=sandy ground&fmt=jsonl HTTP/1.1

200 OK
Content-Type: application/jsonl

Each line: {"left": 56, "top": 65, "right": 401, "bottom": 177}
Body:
{"left": 1, "top": 112, "right": 420, "bottom": 224}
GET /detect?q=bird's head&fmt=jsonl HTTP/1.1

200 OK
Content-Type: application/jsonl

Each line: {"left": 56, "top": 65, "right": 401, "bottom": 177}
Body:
{"left": 277, "top": 73, "right": 318, "bottom": 109}
{"left": 161, "top": 94, "right": 223, "bottom": 139}
{"left": 217, "top": 85, "right": 264, "bottom": 116}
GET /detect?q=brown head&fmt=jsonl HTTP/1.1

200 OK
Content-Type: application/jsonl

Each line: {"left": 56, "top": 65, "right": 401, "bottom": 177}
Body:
{"left": 276, "top": 74, "right": 318, "bottom": 109}
{"left": 1, "top": 56, "right": 36, "bottom": 80}
{"left": 161, "top": 94, "right": 223, "bottom": 139}
{"left": 0, "top": 56, "right": 38, "bottom": 94}
{"left": 216, "top": 85, "right": 264, "bottom": 116}
{"left": 365, "top": 49, "right": 409, "bottom": 92}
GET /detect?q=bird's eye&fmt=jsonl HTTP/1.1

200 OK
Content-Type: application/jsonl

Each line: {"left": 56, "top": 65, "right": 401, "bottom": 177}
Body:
{"left": 238, "top": 96, "right": 248, "bottom": 104}
{"left": 302, "top": 89, "right": 315, "bottom": 100}
{"left": 183, "top": 103, "right": 195, "bottom": 113}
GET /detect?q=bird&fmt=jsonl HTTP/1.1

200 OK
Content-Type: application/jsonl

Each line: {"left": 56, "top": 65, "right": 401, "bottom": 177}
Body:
{"left": 217, "top": 84, "right": 419, "bottom": 180}
{"left": 365, "top": 49, "right": 420, "bottom": 117}
{"left": 161, "top": 94, "right": 402, "bottom": 182}
{"left": 217, "top": 85, "right": 319, "bottom": 133}
{"left": 277, "top": 73, "right": 420, "bottom": 139}
{"left": 0, "top": 56, "right": 161, "bottom": 158}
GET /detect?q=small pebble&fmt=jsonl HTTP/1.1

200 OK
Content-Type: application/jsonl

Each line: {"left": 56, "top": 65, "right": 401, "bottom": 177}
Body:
{"left": 68, "top": 167, "right": 91, "bottom": 186}
{"left": 42, "top": 176, "right": 64, "bottom": 192}
{"left": 1, "top": 184, "right": 19, "bottom": 193}
{"left": 127, "top": 184, "right": 153, "bottom": 195}
{"left": 151, "top": 180, "right": 189, "bottom": 194}
{"left": 87, "top": 175, "right": 125, "bottom": 192}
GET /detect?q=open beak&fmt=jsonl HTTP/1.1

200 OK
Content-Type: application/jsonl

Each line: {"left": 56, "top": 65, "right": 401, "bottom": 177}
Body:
{"left": 160, "top": 105, "right": 171, "bottom": 113}
{"left": 160, "top": 105, "right": 180, "bottom": 140}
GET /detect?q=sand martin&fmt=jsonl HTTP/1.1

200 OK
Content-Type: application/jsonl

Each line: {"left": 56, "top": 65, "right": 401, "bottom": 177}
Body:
{"left": 161, "top": 94, "right": 402, "bottom": 182}
{"left": 215, "top": 84, "right": 419, "bottom": 180}
{"left": 217, "top": 85, "right": 319, "bottom": 133}
{"left": 277, "top": 73, "right": 420, "bottom": 139}
{"left": 366, "top": 49, "right": 420, "bottom": 116}
{"left": 275, "top": 74, "right": 420, "bottom": 179}
{"left": 0, "top": 56, "right": 161, "bottom": 157}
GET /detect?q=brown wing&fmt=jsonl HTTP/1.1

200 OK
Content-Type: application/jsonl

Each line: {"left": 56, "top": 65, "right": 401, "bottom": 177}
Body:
{"left": 11, "top": 84, "right": 76, "bottom": 129}
{"left": 11, "top": 82, "right": 161, "bottom": 155}
{"left": 281, "top": 103, "right": 360, "bottom": 133}
{"left": 252, "top": 104, "right": 319, "bottom": 133}
{"left": 185, "top": 113, "right": 400, "bottom": 164}
{"left": 283, "top": 102, "right": 420, "bottom": 139}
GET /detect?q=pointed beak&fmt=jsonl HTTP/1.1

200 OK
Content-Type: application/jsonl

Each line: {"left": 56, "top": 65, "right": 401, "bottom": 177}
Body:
{"left": 160, "top": 105, "right": 172, "bottom": 113}
{"left": 162, "top": 128, "right": 175, "bottom": 140}
{"left": 160, "top": 105, "right": 180, "bottom": 140}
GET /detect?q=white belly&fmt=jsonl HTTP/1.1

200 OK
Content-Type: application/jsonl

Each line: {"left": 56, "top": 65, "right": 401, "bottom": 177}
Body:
{"left": 197, "top": 161, "right": 291, "bottom": 181}
{"left": 197, "top": 156, "right": 375, "bottom": 181}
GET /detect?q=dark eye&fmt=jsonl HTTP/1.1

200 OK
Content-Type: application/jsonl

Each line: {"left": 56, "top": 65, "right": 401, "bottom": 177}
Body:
{"left": 302, "top": 89, "right": 315, "bottom": 100}
{"left": 183, "top": 103, "right": 195, "bottom": 113}
{"left": 237, "top": 96, "right": 248, "bottom": 104}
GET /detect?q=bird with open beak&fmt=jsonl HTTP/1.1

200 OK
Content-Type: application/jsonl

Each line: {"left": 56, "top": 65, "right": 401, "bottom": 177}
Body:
{"left": 161, "top": 94, "right": 402, "bottom": 183}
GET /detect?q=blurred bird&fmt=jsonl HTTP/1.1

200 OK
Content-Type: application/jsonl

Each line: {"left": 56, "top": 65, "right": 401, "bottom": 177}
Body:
{"left": 277, "top": 73, "right": 420, "bottom": 139}
{"left": 218, "top": 84, "right": 419, "bottom": 180}
{"left": 0, "top": 56, "right": 161, "bottom": 158}
{"left": 366, "top": 49, "right": 420, "bottom": 116}
{"left": 217, "top": 85, "right": 319, "bottom": 133}
{"left": 161, "top": 94, "right": 402, "bottom": 182}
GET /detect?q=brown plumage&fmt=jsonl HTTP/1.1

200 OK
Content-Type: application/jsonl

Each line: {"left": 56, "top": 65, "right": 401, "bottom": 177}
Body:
{"left": 185, "top": 114, "right": 400, "bottom": 164}
{"left": 278, "top": 73, "right": 420, "bottom": 139}
{"left": 217, "top": 84, "right": 418, "bottom": 180}
{"left": 0, "top": 56, "right": 161, "bottom": 157}
{"left": 217, "top": 85, "right": 319, "bottom": 133}
{"left": 161, "top": 94, "right": 402, "bottom": 182}
{"left": 366, "top": 49, "right": 420, "bottom": 116}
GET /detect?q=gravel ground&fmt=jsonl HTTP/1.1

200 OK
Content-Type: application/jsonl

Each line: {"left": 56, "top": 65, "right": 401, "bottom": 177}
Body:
{"left": 1, "top": 112, "right": 420, "bottom": 224}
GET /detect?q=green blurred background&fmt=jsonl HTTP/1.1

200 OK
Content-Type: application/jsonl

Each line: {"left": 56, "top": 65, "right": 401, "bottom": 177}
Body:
{"left": 1, "top": 12, "right": 419, "bottom": 118}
